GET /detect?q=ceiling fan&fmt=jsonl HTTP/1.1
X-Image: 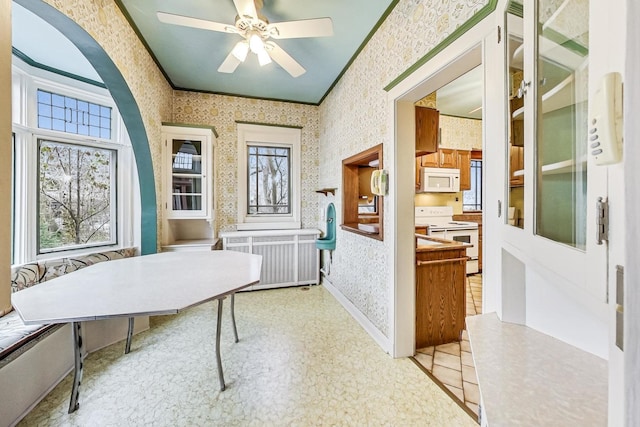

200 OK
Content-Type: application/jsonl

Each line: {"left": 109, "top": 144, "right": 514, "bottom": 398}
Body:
{"left": 157, "top": 0, "right": 333, "bottom": 78}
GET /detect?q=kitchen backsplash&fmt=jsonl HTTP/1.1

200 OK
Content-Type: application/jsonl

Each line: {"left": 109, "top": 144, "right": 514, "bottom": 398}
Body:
{"left": 415, "top": 192, "right": 463, "bottom": 214}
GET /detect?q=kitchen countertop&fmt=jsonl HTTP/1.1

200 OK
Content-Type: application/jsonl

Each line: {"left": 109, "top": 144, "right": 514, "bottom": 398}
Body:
{"left": 415, "top": 234, "right": 472, "bottom": 252}
{"left": 466, "top": 313, "right": 608, "bottom": 426}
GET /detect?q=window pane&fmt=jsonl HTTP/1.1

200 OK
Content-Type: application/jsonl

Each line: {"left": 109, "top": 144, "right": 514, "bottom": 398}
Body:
{"left": 52, "top": 106, "right": 65, "bottom": 120}
{"left": 52, "top": 119, "right": 65, "bottom": 131}
{"left": 38, "top": 103, "right": 51, "bottom": 118}
{"left": 38, "top": 116, "right": 52, "bottom": 129}
{"left": 38, "top": 140, "right": 115, "bottom": 252}
{"left": 247, "top": 145, "right": 291, "bottom": 214}
{"left": 463, "top": 160, "right": 482, "bottom": 211}
{"left": 37, "top": 89, "right": 113, "bottom": 140}
{"left": 38, "top": 90, "right": 51, "bottom": 104}
{"left": 52, "top": 94, "right": 65, "bottom": 107}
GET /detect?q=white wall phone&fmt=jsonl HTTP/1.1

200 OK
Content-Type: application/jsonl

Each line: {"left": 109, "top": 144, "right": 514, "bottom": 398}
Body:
{"left": 589, "top": 72, "right": 623, "bottom": 165}
{"left": 370, "top": 169, "right": 388, "bottom": 196}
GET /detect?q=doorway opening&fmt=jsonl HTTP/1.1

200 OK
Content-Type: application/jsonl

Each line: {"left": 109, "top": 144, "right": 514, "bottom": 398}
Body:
{"left": 392, "top": 44, "right": 485, "bottom": 419}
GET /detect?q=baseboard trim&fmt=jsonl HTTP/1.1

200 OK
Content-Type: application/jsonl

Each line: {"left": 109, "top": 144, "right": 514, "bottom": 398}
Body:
{"left": 321, "top": 277, "right": 391, "bottom": 354}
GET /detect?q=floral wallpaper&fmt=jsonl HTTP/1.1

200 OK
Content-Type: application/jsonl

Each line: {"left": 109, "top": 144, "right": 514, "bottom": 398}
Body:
{"left": 440, "top": 115, "right": 483, "bottom": 150}
{"left": 172, "top": 92, "right": 320, "bottom": 232}
{"left": 318, "top": 0, "right": 490, "bottom": 337}
{"left": 43, "top": 0, "right": 174, "bottom": 247}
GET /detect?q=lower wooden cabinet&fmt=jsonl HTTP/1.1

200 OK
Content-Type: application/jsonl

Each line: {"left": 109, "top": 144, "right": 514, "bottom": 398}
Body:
{"left": 415, "top": 247, "right": 467, "bottom": 348}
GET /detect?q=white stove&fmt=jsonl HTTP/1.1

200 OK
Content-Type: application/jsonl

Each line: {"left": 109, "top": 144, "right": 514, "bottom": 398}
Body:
{"left": 415, "top": 206, "right": 479, "bottom": 274}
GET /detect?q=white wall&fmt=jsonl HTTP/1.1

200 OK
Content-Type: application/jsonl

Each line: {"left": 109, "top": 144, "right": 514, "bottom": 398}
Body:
{"left": 624, "top": 1, "right": 639, "bottom": 424}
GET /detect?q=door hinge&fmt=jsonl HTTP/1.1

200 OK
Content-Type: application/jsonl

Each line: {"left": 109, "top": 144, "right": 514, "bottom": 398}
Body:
{"left": 497, "top": 26, "right": 502, "bottom": 43}
{"left": 596, "top": 197, "right": 609, "bottom": 245}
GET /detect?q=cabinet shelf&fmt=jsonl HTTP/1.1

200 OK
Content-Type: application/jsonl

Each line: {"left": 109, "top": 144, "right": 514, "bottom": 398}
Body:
{"left": 512, "top": 73, "right": 576, "bottom": 120}
{"left": 316, "top": 188, "right": 337, "bottom": 196}
{"left": 513, "top": 158, "right": 586, "bottom": 178}
{"left": 541, "top": 158, "right": 586, "bottom": 175}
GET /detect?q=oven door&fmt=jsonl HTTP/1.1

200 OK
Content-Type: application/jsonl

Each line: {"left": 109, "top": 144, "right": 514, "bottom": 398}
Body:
{"left": 444, "top": 228, "right": 479, "bottom": 274}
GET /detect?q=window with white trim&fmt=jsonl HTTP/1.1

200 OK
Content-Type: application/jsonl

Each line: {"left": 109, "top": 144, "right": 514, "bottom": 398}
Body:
{"left": 463, "top": 159, "right": 482, "bottom": 211}
{"left": 11, "top": 57, "right": 136, "bottom": 264}
{"left": 237, "top": 123, "right": 301, "bottom": 230}
{"left": 38, "top": 139, "right": 117, "bottom": 253}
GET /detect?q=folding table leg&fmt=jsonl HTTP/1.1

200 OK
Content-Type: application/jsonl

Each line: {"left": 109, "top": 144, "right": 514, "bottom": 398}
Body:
{"left": 230, "top": 293, "right": 239, "bottom": 343}
{"left": 125, "top": 317, "right": 134, "bottom": 354}
{"left": 68, "top": 321, "right": 84, "bottom": 413}
{"left": 215, "top": 298, "right": 226, "bottom": 391}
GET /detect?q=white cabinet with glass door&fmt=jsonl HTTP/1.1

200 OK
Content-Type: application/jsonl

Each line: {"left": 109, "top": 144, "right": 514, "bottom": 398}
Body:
{"left": 503, "top": 0, "right": 608, "bottom": 301}
{"left": 162, "top": 124, "right": 216, "bottom": 220}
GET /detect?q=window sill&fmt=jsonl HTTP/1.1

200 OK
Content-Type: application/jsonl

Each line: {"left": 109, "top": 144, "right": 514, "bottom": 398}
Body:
{"left": 236, "top": 221, "right": 301, "bottom": 231}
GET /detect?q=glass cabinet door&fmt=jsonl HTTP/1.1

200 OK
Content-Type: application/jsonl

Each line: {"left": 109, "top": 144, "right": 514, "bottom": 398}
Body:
{"left": 535, "top": 0, "right": 589, "bottom": 249}
{"left": 171, "top": 138, "right": 203, "bottom": 212}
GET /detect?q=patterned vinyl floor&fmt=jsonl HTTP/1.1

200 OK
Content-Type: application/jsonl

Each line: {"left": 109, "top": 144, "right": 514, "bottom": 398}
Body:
{"left": 18, "top": 285, "right": 476, "bottom": 426}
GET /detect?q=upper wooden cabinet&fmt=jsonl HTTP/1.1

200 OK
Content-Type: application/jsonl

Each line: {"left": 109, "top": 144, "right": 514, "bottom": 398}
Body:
{"left": 439, "top": 148, "right": 458, "bottom": 169}
{"left": 421, "top": 152, "right": 439, "bottom": 168}
{"left": 457, "top": 150, "right": 471, "bottom": 191}
{"left": 415, "top": 106, "right": 439, "bottom": 155}
{"left": 416, "top": 148, "right": 472, "bottom": 191}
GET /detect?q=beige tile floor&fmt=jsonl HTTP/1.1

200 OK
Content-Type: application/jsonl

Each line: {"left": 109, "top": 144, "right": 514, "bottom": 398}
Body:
{"left": 413, "top": 274, "right": 483, "bottom": 420}
{"left": 18, "top": 285, "right": 476, "bottom": 427}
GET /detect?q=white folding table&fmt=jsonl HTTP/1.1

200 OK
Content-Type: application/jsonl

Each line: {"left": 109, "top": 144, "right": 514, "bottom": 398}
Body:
{"left": 11, "top": 250, "right": 262, "bottom": 413}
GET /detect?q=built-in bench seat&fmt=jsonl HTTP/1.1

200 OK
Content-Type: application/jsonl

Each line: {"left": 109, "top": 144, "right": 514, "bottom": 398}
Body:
{"left": 0, "top": 248, "right": 137, "bottom": 365}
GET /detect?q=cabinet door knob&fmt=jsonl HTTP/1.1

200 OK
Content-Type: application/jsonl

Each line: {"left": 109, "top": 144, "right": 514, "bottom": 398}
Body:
{"left": 517, "top": 80, "right": 530, "bottom": 98}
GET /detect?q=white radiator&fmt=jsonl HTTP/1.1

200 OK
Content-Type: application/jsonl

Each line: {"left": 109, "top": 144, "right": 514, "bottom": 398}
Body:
{"left": 219, "top": 229, "right": 320, "bottom": 291}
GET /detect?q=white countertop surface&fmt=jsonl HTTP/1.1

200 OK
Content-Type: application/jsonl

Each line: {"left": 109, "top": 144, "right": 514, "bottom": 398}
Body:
{"left": 12, "top": 251, "right": 262, "bottom": 325}
{"left": 466, "top": 313, "right": 608, "bottom": 426}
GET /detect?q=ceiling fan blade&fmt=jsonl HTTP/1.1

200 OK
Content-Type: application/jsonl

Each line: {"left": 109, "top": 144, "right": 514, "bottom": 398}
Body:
{"left": 233, "top": 0, "right": 258, "bottom": 19}
{"left": 157, "top": 11, "right": 234, "bottom": 33}
{"left": 268, "top": 18, "right": 333, "bottom": 39}
{"left": 266, "top": 42, "right": 306, "bottom": 78}
{"left": 218, "top": 51, "right": 242, "bottom": 73}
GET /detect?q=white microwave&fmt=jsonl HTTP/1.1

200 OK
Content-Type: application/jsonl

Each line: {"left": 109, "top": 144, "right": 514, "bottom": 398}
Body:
{"left": 420, "top": 167, "right": 460, "bottom": 192}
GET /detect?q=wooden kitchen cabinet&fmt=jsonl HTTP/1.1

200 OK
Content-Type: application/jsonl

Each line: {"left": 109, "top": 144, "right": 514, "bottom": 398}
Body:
{"left": 457, "top": 150, "right": 471, "bottom": 191}
{"left": 509, "top": 145, "right": 524, "bottom": 187}
{"left": 421, "top": 152, "right": 439, "bottom": 168}
{"left": 415, "top": 106, "right": 439, "bottom": 155}
{"left": 439, "top": 148, "right": 458, "bottom": 169}
{"left": 415, "top": 244, "right": 468, "bottom": 348}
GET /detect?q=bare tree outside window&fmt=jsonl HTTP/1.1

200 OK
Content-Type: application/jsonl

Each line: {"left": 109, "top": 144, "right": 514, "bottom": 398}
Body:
{"left": 38, "top": 140, "right": 115, "bottom": 252}
{"left": 247, "top": 145, "right": 291, "bottom": 214}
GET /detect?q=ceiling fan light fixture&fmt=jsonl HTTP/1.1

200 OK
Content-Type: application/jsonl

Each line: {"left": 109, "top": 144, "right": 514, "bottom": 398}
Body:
{"left": 257, "top": 49, "right": 272, "bottom": 66}
{"left": 249, "top": 32, "right": 265, "bottom": 54}
{"left": 231, "top": 40, "right": 249, "bottom": 61}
